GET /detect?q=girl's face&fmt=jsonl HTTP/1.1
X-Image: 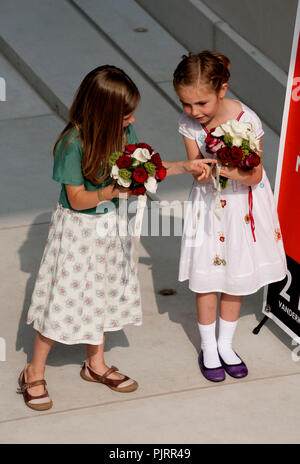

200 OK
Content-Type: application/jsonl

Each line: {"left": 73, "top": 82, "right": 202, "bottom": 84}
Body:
{"left": 177, "top": 83, "right": 227, "bottom": 125}
{"left": 123, "top": 110, "right": 136, "bottom": 128}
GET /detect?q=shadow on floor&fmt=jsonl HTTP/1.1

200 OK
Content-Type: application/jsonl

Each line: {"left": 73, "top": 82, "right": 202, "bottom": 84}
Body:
{"left": 16, "top": 206, "right": 292, "bottom": 368}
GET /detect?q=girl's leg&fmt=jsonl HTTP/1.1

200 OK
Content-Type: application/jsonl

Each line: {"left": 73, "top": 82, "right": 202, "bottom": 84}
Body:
{"left": 26, "top": 332, "right": 55, "bottom": 395}
{"left": 86, "top": 334, "right": 127, "bottom": 380}
{"left": 196, "top": 292, "right": 221, "bottom": 368}
{"left": 218, "top": 293, "right": 242, "bottom": 364}
{"left": 196, "top": 292, "right": 218, "bottom": 324}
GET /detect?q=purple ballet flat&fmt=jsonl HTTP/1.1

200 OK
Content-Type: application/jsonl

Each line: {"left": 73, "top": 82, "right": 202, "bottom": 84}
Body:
{"left": 218, "top": 352, "right": 248, "bottom": 378}
{"left": 198, "top": 351, "right": 226, "bottom": 382}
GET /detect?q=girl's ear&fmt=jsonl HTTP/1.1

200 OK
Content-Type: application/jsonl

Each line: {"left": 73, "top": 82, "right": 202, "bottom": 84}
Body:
{"left": 218, "top": 83, "right": 228, "bottom": 99}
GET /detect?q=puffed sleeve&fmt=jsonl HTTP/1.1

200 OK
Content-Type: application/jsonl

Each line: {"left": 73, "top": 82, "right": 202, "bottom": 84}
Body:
{"left": 52, "top": 134, "right": 84, "bottom": 186}
{"left": 247, "top": 110, "right": 264, "bottom": 139}
{"left": 178, "top": 112, "right": 197, "bottom": 139}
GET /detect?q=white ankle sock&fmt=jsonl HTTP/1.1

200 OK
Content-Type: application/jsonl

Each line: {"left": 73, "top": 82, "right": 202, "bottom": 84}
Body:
{"left": 198, "top": 321, "right": 221, "bottom": 368}
{"left": 217, "top": 317, "right": 241, "bottom": 365}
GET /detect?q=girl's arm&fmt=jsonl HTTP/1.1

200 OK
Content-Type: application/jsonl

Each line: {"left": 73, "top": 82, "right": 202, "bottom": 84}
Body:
{"left": 165, "top": 136, "right": 214, "bottom": 182}
{"left": 220, "top": 139, "right": 263, "bottom": 186}
{"left": 163, "top": 158, "right": 214, "bottom": 178}
{"left": 65, "top": 182, "right": 131, "bottom": 211}
{"left": 220, "top": 164, "right": 263, "bottom": 186}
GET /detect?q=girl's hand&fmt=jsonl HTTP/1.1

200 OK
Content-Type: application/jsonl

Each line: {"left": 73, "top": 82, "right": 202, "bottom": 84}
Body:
{"left": 101, "top": 181, "right": 132, "bottom": 200}
{"left": 220, "top": 166, "right": 239, "bottom": 180}
{"left": 220, "top": 164, "right": 263, "bottom": 186}
{"left": 184, "top": 158, "right": 216, "bottom": 181}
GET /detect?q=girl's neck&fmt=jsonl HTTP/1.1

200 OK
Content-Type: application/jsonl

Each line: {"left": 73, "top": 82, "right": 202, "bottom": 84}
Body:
{"left": 204, "top": 98, "right": 242, "bottom": 131}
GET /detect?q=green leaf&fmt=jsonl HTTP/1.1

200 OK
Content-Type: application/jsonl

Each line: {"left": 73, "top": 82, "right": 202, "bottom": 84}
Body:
{"left": 144, "top": 161, "right": 156, "bottom": 176}
{"left": 109, "top": 151, "right": 123, "bottom": 166}
{"left": 224, "top": 134, "right": 233, "bottom": 147}
{"left": 219, "top": 176, "right": 228, "bottom": 189}
{"left": 119, "top": 168, "right": 132, "bottom": 180}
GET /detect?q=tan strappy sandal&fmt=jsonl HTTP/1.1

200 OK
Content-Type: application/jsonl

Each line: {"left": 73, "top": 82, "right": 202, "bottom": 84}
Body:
{"left": 80, "top": 360, "right": 138, "bottom": 392}
{"left": 17, "top": 367, "right": 53, "bottom": 411}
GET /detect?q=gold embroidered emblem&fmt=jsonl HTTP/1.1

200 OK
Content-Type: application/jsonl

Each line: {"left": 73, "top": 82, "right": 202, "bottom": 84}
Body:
{"left": 213, "top": 255, "right": 226, "bottom": 266}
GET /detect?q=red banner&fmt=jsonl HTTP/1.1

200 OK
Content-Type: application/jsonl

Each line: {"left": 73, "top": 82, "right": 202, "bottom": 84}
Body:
{"left": 277, "top": 34, "right": 300, "bottom": 264}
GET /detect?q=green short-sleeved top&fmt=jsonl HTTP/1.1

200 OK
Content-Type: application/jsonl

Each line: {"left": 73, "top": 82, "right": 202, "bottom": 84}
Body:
{"left": 52, "top": 124, "right": 138, "bottom": 215}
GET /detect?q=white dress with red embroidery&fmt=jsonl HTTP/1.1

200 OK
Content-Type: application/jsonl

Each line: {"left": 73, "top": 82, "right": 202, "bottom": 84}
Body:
{"left": 178, "top": 101, "right": 287, "bottom": 295}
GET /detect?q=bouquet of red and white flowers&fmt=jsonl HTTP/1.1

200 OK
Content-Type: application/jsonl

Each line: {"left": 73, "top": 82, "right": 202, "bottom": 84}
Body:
{"left": 109, "top": 143, "right": 167, "bottom": 195}
{"left": 205, "top": 120, "right": 261, "bottom": 188}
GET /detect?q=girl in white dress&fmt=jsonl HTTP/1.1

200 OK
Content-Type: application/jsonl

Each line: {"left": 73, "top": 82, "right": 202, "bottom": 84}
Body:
{"left": 173, "top": 51, "right": 287, "bottom": 381}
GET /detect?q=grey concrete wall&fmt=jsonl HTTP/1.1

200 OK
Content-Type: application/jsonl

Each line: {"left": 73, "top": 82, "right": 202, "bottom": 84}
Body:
{"left": 201, "top": 0, "right": 298, "bottom": 73}
{"left": 135, "top": 0, "right": 292, "bottom": 134}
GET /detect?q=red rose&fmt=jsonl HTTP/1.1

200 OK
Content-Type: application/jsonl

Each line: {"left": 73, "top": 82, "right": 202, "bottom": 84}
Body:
{"left": 244, "top": 152, "right": 261, "bottom": 169}
{"left": 124, "top": 144, "right": 137, "bottom": 155}
{"left": 218, "top": 147, "right": 232, "bottom": 165}
{"left": 132, "top": 167, "right": 148, "bottom": 183}
{"left": 151, "top": 153, "right": 163, "bottom": 167}
{"left": 155, "top": 166, "right": 167, "bottom": 181}
{"left": 206, "top": 131, "right": 222, "bottom": 153}
{"left": 239, "top": 152, "right": 260, "bottom": 169}
{"left": 136, "top": 142, "right": 153, "bottom": 152}
{"left": 132, "top": 186, "right": 146, "bottom": 196}
{"left": 230, "top": 147, "right": 244, "bottom": 166}
{"left": 116, "top": 155, "right": 132, "bottom": 169}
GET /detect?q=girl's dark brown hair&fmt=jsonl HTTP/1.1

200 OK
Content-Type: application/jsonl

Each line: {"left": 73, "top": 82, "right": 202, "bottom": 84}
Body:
{"left": 173, "top": 50, "right": 230, "bottom": 93}
{"left": 53, "top": 65, "right": 140, "bottom": 185}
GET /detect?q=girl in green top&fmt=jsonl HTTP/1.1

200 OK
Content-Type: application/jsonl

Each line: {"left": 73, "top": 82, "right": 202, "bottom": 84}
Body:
{"left": 19, "top": 65, "right": 214, "bottom": 411}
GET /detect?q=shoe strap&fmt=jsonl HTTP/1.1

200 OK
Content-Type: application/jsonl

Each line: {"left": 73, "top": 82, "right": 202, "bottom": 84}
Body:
{"left": 85, "top": 362, "right": 130, "bottom": 387}
{"left": 102, "top": 366, "right": 118, "bottom": 379}
{"left": 18, "top": 379, "right": 46, "bottom": 392}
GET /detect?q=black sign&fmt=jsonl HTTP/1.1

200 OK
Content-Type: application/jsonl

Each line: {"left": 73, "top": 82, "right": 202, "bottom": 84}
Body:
{"left": 265, "top": 255, "right": 300, "bottom": 336}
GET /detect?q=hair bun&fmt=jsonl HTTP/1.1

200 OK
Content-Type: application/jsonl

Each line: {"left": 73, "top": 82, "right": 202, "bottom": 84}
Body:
{"left": 173, "top": 49, "right": 231, "bottom": 93}
{"left": 201, "top": 50, "right": 230, "bottom": 70}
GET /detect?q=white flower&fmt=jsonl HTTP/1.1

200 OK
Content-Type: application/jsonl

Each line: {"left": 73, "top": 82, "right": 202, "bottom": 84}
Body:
{"left": 111, "top": 164, "right": 119, "bottom": 179}
{"left": 228, "top": 120, "right": 251, "bottom": 138}
{"left": 117, "top": 177, "right": 131, "bottom": 188}
{"left": 132, "top": 158, "right": 140, "bottom": 167}
{"left": 133, "top": 148, "right": 151, "bottom": 163}
{"left": 144, "top": 176, "right": 157, "bottom": 193}
{"left": 231, "top": 136, "right": 243, "bottom": 147}
{"left": 249, "top": 133, "right": 260, "bottom": 151}
{"left": 212, "top": 126, "right": 225, "bottom": 137}
{"left": 212, "top": 120, "right": 259, "bottom": 150}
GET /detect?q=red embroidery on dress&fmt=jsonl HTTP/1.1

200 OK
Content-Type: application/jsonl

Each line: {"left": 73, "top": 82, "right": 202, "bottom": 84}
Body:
{"left": 248, "top": 186, "right": 256, "bottom": 242}
{"left": 221, "top": 200, "right": 227, "bottom": 208}
{"left": 275, "top": 228, "right": 282, "bottom": 241}
{"left": 236, "top": 111, "right": 245, "bottom": 121}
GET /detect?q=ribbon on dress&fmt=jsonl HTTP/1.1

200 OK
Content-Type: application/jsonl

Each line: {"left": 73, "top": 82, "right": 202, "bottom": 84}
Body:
{"left": 248, "top": 186, "right": 256, "bottom": 242}
{"left": 210, "top": 161, "right": 222, "bottom": 220}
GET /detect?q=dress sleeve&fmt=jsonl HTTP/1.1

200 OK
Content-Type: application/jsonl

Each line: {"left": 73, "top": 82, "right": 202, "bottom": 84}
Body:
{"left": 178, "top": 112, "right": 196, "bottom": 139}
{"left": 52, "top": 136, "right": 85, "bottom": 186}
{"left": 126, "top": 124, "right": 139, "bottom": 144}
{"left": 247, "top": 111, "right": 264, "bottom": 139}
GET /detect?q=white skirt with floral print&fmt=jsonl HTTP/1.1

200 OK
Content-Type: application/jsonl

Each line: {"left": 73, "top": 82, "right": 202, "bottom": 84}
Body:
{"left": 26, "top": 203, "right": 142, "bottom": 345}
